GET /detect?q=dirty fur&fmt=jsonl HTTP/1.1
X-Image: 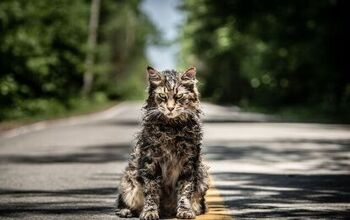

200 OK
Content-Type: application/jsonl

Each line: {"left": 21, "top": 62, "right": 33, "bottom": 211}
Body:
{"left": 115, "top": 67, "right": 209, "bottom": 219}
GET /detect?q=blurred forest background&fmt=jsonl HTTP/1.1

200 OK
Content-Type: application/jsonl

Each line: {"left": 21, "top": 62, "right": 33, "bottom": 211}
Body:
{"left": 0, "top": 0, "right": 349, "bottom": 124}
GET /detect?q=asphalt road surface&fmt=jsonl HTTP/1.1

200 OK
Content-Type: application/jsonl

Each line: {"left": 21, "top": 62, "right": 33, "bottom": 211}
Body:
{"left": 0, "top": 102, "right": 349, "bottom": 219}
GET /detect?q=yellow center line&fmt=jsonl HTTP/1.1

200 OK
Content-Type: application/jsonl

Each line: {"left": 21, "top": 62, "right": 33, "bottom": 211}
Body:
{"left": 196, "top": 176, "right": 233, "bottom": 220}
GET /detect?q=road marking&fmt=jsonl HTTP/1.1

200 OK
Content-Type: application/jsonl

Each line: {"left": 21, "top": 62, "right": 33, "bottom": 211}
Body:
{"left": 196, "top": 177, "right": 233, "bottom": 220}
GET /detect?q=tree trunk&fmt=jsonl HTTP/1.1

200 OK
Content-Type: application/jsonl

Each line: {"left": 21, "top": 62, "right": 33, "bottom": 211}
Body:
{"left": 82, "top": 0, "right": 101, "bottom": 96}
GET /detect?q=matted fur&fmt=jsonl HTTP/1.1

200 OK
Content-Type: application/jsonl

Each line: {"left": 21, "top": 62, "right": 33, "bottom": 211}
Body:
{"left": 115, "top": 67, "right": 209, "bottom": 220}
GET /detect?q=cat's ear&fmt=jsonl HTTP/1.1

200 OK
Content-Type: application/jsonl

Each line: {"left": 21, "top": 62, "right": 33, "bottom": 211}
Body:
{"left": 181, "top": 67, "right": 196, "bottom": 82}
{"left": 147, "top": 66, "right": 162, "bottom": 85}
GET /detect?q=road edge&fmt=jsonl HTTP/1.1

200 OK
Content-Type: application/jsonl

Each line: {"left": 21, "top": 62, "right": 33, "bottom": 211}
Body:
{"left": 0, "top": 102, "right": 129, "bottom": 139}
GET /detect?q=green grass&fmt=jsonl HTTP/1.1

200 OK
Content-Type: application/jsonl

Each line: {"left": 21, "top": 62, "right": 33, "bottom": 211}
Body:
{"left": 0, "top": 97, "right": 117, "bottom": 132}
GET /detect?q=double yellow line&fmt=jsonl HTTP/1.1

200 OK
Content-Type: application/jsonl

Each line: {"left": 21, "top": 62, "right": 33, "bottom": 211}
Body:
{"left": 196, "top": 177, "right": 233, "bottom": 220}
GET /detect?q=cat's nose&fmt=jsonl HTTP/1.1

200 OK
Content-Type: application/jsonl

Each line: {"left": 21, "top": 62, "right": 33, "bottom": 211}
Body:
{"left": 167, "top": 106, "right": 175, "bottom": 112}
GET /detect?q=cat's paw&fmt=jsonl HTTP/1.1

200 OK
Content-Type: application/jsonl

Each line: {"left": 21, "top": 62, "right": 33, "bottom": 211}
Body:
{"left": 140, "top": 210, "right": 159, "bottom": 220}
{"left": 176, "top": 209, "right": 196, "bottom": 219}
{"left": 115, "top": 208, "right": 133, "bottom": 218}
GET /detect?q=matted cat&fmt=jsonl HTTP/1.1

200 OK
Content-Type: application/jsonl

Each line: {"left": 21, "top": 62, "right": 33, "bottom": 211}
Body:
{"left": 115, "top": 66, "right": 209, "bottom": 220}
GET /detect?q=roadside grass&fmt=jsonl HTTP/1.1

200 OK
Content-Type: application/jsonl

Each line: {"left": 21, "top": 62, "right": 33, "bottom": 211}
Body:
{"left": 0, "top": 98, "right": 117, "bottom": 132}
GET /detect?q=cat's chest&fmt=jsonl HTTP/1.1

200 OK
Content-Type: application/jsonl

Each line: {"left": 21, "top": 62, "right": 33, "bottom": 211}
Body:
{"left": 152, "top": 127, "right": 198, "bottom": 160}
{"left": 145, "top": 123, "right": 200, "bottom": 161}
{"left": 156, "top": 137, "right": 183, "bottom": 185}
{"left": 159, "top": 149, "right": 183, "bottom": 188}
{"left": 154, "top": 125, "right": 196, "bottom": 145}
{"left": 156, "top": 133, "right": 190, "bottom": 159}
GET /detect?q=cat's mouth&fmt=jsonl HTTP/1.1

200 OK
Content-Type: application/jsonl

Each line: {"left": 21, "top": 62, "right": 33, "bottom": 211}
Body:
{"left": 163, "top": 110, "right": 182, "bottom": 119}
{"left": 165, "top": 112, "right": 177, "bottom": 118}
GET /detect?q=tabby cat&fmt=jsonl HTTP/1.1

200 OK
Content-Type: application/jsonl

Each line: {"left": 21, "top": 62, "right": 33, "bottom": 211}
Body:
{"left": 115, "top": 66, "right": 209, "bottom": 220}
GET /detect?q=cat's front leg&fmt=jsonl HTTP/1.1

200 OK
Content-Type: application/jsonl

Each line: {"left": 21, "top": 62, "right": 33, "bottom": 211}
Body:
{"left": 140, "top": 178, "right": 161, "bottom": 220}
{"left": 139, "top": 157, "right": 161, "bottom": 220}
{"left": 176, "top": 167, "right": 196, "bottom": 219}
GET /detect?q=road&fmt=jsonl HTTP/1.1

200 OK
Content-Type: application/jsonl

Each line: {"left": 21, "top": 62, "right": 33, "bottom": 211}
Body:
{"left": 0, "top": 102, "right": 349, "bottom": 219}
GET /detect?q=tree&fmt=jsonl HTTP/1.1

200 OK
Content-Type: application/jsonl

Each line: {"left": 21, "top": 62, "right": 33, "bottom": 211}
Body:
{"left": 82, "top": 0, "right": 101, "bottom": 96}
{"left": 0, "top": 0, "right": 158, "bottom": 120}
{"left": 0, "top": 0, "right": 89, "bottom": 119}
{"left": 180, "top": 0, "right": 349, "bottom": 116}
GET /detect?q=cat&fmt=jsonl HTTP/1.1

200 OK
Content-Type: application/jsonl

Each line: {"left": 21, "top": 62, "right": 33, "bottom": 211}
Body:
{"left": 115, "top": 66, "right": 209, "bottom": 220}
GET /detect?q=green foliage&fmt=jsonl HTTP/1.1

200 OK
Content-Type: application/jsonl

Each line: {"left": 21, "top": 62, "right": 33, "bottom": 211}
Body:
{"left": 0, "top": 0, "right": 88, "bottom": 119}
{"left": 94, "top": 0, "right": 157, "bottom": 100}
{"left": 180, "top": 0, "right": 349, "bottom": 117}
{"left": 0, "top": 0, "right": 156, "bottom": 121}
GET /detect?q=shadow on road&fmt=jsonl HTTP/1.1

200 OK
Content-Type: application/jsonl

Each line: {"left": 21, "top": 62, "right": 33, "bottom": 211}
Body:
{"left": 204, "top": 138, "right": 350, "bottom": 219}
{"left": 0, "top": 144, "right": 131, "bottom": 164}
{"left": 0, "top": 144, "right": 130, "bottom": 217}
{"left": 1, "top": 121, "right": 349, "bottom": 218}
{"left": 0, "top": 186, "right": 117, "bottom": 217}
{"left": 205, "top": 138, "right": 350, "bottom": 171}
{"left": 212, "top": 172, "right": 350, "bottom": 219}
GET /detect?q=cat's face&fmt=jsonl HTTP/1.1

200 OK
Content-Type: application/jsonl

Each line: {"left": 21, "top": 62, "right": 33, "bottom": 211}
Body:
{"left": 147, "top": 66, "right": 199, "bottom": 119}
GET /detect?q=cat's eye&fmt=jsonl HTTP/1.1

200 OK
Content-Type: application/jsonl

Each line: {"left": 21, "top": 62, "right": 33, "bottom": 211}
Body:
{"left": 158, "top": 93, "right": 166, "bottom": 99}
{"left": 175, "top": 94, "right": 184, "bottom": 99}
